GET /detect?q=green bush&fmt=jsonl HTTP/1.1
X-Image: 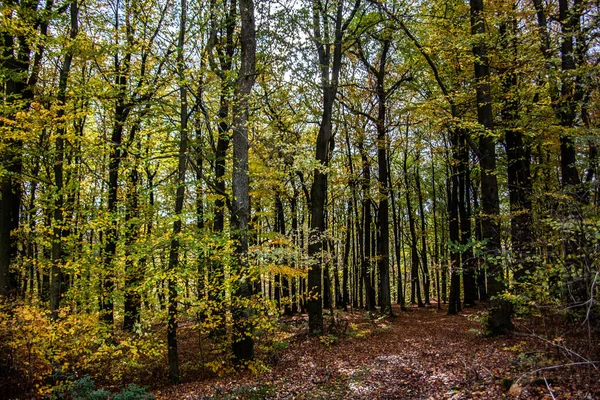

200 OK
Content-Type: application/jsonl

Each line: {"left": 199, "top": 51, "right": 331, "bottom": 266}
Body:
{"left": 52, "top": 376, "right": 154, "bottom": 400}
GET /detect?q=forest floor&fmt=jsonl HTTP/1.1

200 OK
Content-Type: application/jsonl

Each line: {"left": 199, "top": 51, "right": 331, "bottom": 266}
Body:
{"left": 153, "top": 303, "right": 599, "bottom": 400}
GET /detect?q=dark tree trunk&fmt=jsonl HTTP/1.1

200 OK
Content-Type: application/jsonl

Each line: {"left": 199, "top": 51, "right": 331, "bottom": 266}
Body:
{"left": 291, "top": 190, "right": 299, "bottom": 313}
{"left": 415, "top": 165, "right": 430, "bottom": 306}
{"left": 470, "top": 0, "right": 512, "bottom": 333}
{"left": 472, "top": 184, "right": 487, "bottom": 300}
{"left": 308, "top": 0, "right": 359, "bottom": 334}
{"left": 458, "top": 133, "right": 476, "bottom": 307}
{"left": 353, "top": 37, "right": 394, "bottom": 315}
{"left": 430, "top": 150, "right": 441, "bottom": 309}
{"left": 208, "top": 0, "right": 237, "bottom": 330}
{"left": 275, "top": 194, "right": 292, "bottom": 315}
{"left": 0, "top": 0, "right": 47, "bottom": 298}
{"left": 448, "top": 132, "right": 462, "bottom": 315}
{"left": 557, "top": 0, "right": 582, "bottom": 192}
{"left": 166, "top": 1, "right": 189, "bottom": 381}
{"left": 49, "top": 0, "right": 78, "bottom": 317}
{"left": 101, "top": 0, "right": 134, "bottom": 323}
{"left": 358, "top": 139, "right": 376, "bottom": 311}
{"left": 499, "top": 18, "right": 533, "bottom": 284}
{"left": 231, "top": 0, "right": 256, "bottom": 362}
{"left": 123, "top": 143, "right": 142, "bottom": 331}
{"left": 388, "top": 146, "right": 406, "bottom": 310}
{"left": 404, "top": 139, "right": 423, "bottom": 307}
{"left": 196, "top": 127, "right": 205, "bottom": 301}
{"left": 342, "top": 201, "right": 352, "bottom": 310}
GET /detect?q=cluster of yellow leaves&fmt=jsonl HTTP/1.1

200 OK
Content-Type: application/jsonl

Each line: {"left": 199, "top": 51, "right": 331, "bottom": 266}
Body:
{"left": 0, "top": 303, "right": 165, "bottom": 395}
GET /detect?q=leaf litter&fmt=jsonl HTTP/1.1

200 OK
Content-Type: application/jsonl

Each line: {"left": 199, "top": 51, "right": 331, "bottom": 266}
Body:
{"left": 154, "top": 303, "right": 600, "bottom": 399}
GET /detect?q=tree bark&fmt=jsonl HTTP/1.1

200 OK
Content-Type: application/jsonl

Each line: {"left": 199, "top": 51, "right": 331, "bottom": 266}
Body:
{"left": 470, "top": 0, "right": 512, "bottom": 333}
{"left": 308, "top": 0, "right": 359, "bottom": 333}
{"left": 415, "top": 165, "right": 430, "bottom": 306}
{"left": 358, "top": 138, "right": 376, "bottom": 311}
{"left": 231, "top": 0, "right": 256, "bottom": 362}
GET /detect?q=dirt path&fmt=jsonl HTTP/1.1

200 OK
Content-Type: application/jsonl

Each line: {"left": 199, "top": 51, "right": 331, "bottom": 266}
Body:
{"left": 154, "top": 304, "right": 599, "bottom": 399}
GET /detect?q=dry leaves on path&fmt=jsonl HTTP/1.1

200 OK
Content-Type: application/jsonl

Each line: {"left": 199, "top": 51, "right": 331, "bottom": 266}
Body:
{"left": 154, "top": 304, "right": 599, "bottom": 400}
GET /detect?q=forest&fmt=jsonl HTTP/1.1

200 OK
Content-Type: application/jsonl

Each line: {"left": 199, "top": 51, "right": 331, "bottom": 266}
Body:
{"left": 0, "top": 0, "right": 599, "bottom": 397}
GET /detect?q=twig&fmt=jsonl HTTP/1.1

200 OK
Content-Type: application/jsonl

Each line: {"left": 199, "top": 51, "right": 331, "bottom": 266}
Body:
{"left": 515, "top": 361, "right": 600, "bottom": 385}
{"left": 544, "top": 377, "right": 556, "bottom": 400}
{"left": 515, "top": 330, "right": 595, "bottom": 366}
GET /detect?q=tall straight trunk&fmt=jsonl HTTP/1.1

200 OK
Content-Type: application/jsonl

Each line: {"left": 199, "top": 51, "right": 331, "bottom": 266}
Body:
{"left": 275, "top": 193, "right": 291, "bottom": 314}
{"left": 308, "top": 0, "right": 359, "bottom": 334}
{"left": 205, "top": 0, "right": 237, "bottom": 339}
{"left": 375, "top": 100, "right": 392, "bottom": 316}
{"left": 430, "top": 150, "right": 441, "bottom": 309}
{"left": 26, "top": 134, "right": 44, "bottom": 299}
{"left": 358, "top": 139, "right": 376, "bottom": 310}
{"left": 123, "top": 139, "right": 142, "bottom": 331}
{"left": 499, "top": 17, "right": 533, "bottom": 283}
{"left": 50, "top": 0, "right": 78, "bottom": 317}
{"left": 448, "top": 132, "right": 462, "bottom": 314}
{"left": 415, "top": 165, "right": 430, "bottom": 305}
{"left": 388, "top": 145, "right": 406, "bottom": 309}
{"left": 331, "top": 215, "right": 343, "bottom": 308}
{"left": 472, "top": 182, "right": 487, "bottom": 300}
{"left": 352, "top": 218, "right": 360, "bottom": 309}
{"left": 291, "top": 189, "right": 299, "bottom": 313}
{"left": 470, "top": 0, "right": 512, "bottom": 333}
{"left": 214, "top": 106, "right": 230, "bottom": 233}
{"left": 307, "top": 7, "right": 333, "bottom": 332}
{"left": 196, "top": 127, "right": 205, "bottom": 300}
{"left": 231, "top": 0, "right": 256, "bottom": 362}
{"left": 211, "top": 0, "right": 236, "bottom": 233}
{"left": 354, "top": 37, "right": 394, "bottom": 315}
{"left": 342, "top": 201, "right": 351, "bottom": 310}
{"left": 532, "top": 0, "right": 582, "bottom": 194}
{"left": 557, "top": 0, "right": 582, "bottom": 192}
{"left": 0, "top": 0, "right": 48, "bottom": 297}
{"left": 331, "top": 208, "right": 342, "bottom": 308}
{"left": 167, "top": 0, "right": 188, "bottom": 381}
{"left": 344, "top": 128, "right": 361, "bottom": 309}
{"left": 404, "top": 141, "right": 423, "bottom": 307}
{"left": 322, "top": 211, "right": 331, "bottom": 310}
{"left": 458, "top": 133, "right": 476, "bottom": 307}
{"left": 101, "top": 0, "right": 133, "bottom": 323}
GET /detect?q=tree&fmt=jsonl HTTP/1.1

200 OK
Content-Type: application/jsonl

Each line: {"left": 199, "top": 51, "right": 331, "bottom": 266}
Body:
{"left": 469, "top": 0, "right": 512, "bottom": 333}
{"left": 50, "top": 0, "right": 79, "bottom": 319}
{"left": 230, "top": 0, "right": 256, "bottom": 363}
{"left": 0, "top": 0, "right": 50, "bottom": 298}
{"left": 307, "top": 0, "right": 360, "bottom": 334}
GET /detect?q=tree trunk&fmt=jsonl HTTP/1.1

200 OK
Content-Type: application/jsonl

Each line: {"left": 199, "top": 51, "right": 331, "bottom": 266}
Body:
{"left": 499, "top": 17, "right": 533, "bottom": 284}
{"left": 470, "top": 0, "right": 512, "bottom": 333}
{"left": 49, "top": 0, "right": 78, "bottom": 317}
{"left": 415, "top": 165, "right": 430, "bottom": 306}
{"left": 0, "top": 0, "right": 47, "bottom": 298}
{"left": 308, "top": 0, "right": 358, "bottom": 334}
{"left": 458, "top": 133, "right": 476, "bottom": 307}
{"left": 123, "top": 141, "right": 142, "bottom": 331}
{"left": 388, "top": 146, "right": 406, "bottom": 310}
{"left": 166, "top": 0, "right": 189, "bottom": 381}
{"left": 404, "top": 138, "right": 423, "bottom": 307}
{"left": 101, "top": 0, "right": 133, "bottom": 323}
{"left": 231, "top": 0, "right": 256, "bottom": 362}
{"left": 358, "top": 138, "right": 376, "bottom": 311}
{"left": 448, "top": 132, "right": 462, "bottom": 315}
{"left": 342, "top": 201, "right": 352, "bottom": 310}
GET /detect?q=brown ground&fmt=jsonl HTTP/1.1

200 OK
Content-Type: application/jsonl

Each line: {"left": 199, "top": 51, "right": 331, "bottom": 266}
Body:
{"left": 153, "top": 304, "right": 599, "bottom": 400}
